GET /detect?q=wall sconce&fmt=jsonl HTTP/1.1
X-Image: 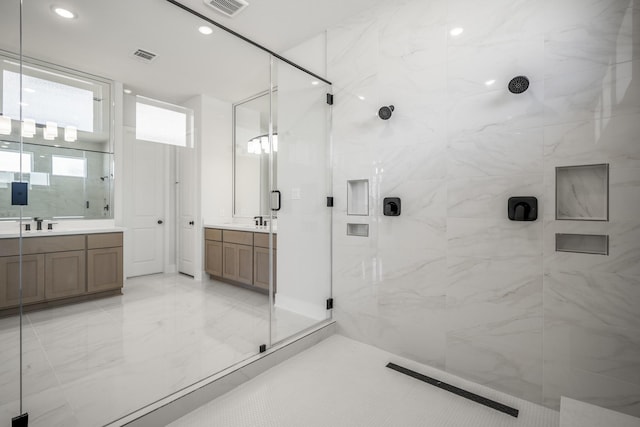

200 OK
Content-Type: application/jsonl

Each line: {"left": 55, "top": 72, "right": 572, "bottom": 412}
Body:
{"left": 44, "top": 121, "right": 58, "bottom": 140}
{"left": 64, "top": 126, "right": 77, "bottom": 142}
{"left": 22, "top": 118, "right": 36, "bottom": 138}
{"left": 0, "top": 115, "right": 11, "bottom": 135}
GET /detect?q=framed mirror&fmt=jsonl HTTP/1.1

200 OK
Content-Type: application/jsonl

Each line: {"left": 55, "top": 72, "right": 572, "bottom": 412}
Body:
{"left": 0, "top": 51, "right": 114, "bottom": 220}
{"left": 233, "top": 90, "right": 277, "bottom": 218}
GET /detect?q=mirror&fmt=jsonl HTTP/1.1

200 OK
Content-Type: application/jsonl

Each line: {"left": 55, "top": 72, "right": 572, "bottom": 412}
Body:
{"left": 233, "top": 90, "right": 277, "bottom": 217}
{"left": 0, "top": 51, "right": 113, "bottom": 220}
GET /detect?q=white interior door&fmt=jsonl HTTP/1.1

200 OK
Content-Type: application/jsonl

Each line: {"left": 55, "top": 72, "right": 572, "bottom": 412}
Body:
{"left": 124, "top": 129, "right": 165, "bottom": 277}
{"left": 178, "top": 147, "right": 196, "bottom": 276}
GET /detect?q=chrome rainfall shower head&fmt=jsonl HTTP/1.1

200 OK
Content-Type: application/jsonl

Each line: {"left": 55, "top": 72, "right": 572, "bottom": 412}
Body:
{"left": 508, "top": 76, "right": 530, "bottom": 94}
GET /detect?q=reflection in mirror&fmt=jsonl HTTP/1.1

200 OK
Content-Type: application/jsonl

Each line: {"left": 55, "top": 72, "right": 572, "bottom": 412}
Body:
{"left": 0, "top": 50, "right": 113, "bottom": 220}
{"left": 233, "top": 90, "right": 277, "bottom": 217}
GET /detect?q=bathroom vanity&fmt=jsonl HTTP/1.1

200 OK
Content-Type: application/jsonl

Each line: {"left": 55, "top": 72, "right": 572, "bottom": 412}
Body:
{"left": 0, "top": 230, "right": 124, "bottom": 315}
{"left": 204, "top": 226, "right": 276, "bottom": 292}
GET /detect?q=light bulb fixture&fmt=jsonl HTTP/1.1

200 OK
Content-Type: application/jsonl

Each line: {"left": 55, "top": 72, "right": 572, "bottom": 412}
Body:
{"left": 44, "top": 121, "right": 58, "bottom": 140}
{"left": 22, "top": 118, "right": 36, "bottom": 138}
{"left": 52, "top": 6, "right": 76, "bottom": 19}
{"left": 248, "top": 133, "right": 279, "bottom": 154}
{"left": 64, "top": 126, "right": 77, "bottom": 142}
{"left": 0, "top": 115, "right": 11, "bottom": 135}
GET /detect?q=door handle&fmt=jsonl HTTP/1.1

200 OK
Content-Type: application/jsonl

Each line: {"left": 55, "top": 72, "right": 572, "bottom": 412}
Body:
{"left": 189, "top": 221, "right": 194, "bottom": 225}
{"left": 271, "top": 190, "right": 281, "bottom": 211}
{"left": 157, "top": 220, "right": 164, "bottom": 224}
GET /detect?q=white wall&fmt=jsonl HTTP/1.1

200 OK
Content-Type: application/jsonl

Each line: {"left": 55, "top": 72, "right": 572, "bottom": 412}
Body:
{"left": 327, "top": 0, "right": 640, "bottom": 417}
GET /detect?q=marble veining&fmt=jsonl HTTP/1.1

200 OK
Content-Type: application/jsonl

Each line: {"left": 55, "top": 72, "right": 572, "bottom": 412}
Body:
{"left": 328, "top": 0, "right": 640, "bottom": 418}
{"left": 0, "top": 273, "right": 317, "bottom": 426}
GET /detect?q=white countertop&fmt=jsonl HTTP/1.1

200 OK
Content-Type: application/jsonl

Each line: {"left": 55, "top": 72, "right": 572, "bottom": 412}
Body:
{"left": 0, "top": 227, "right": 125, "bottom": 239}
{"left": 204, "top": 223, "right": 276, "bottom": 234}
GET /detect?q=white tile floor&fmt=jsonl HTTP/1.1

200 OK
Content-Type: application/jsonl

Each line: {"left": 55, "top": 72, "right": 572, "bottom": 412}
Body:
{"left": 0, "top": 273, "right": 318, "bottom": 427}
{"left": 171, "top": 335, "right": 561, "bottom": 427}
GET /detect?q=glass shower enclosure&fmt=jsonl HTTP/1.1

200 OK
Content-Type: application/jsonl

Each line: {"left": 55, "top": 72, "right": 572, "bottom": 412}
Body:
{"left": 0, "top": 0, "right": 333, "bottom": 425}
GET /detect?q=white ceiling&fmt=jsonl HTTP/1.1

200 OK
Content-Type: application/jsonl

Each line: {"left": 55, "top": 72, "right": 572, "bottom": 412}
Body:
{"left": 0, "top": 0, "right": 378, "bottom": 104}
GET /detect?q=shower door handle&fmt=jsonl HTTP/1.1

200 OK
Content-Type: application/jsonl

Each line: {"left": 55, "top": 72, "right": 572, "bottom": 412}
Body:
{"left": 271, "top": 190, "right": 281, "bottom": 211}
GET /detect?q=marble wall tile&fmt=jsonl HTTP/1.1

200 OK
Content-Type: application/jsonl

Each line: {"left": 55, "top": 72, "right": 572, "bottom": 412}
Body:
{"left": 556, "top": 164, "right": 609, "bottom": 220}
{"left": 544, "top": 2, "right": 638, "bottom": 76}
{"left": 446, "top": 334, "right": 543, "bottom": 403}
{"left": 543, "top": 113, "right": 640, "bottom": 169}
{"left": 447, "top": 128, "right": 543, "bottom": 178}
{"left": 544, "top": 59, "right": 640, "bottom": 126}
{"left": 328, "top": 0, "right": 639, "bottom": 416}
{"left": 447, "top": 175, "right": 543, "bottom": 219}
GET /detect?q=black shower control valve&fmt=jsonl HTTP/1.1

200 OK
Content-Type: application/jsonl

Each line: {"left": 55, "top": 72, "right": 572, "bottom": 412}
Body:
{"left": 383, "top": 197, "right": 401, "bottom": 216}
{"left": 508, "top": 197, "right": 537, "bottom": 221}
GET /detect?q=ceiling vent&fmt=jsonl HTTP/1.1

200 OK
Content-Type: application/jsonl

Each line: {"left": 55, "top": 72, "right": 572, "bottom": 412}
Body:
{"left": 203, "top": 0, "right": 249, "bottom": 17}
{"left": 132, "top": 49, "right": 157, "bottom": 63}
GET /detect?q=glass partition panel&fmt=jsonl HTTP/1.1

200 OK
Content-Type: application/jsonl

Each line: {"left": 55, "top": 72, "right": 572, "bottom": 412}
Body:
{"left": 5, "top": 0, "right": 273, "bottom": 425}
{"left": 270, "top": 58, "right": 332, "bottom": 344}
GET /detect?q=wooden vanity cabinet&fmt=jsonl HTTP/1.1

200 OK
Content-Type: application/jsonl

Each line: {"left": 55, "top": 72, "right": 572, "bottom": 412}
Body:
{"left": 204, "top": 228, "right": 276, "bottom": 291}
{"left": 0, "top": 254, "right": 45, "bottom": 308}
{"left": 253, "top": 233, "right": 276, "bottom": 291}
{"left": 87, "top": 233, "right": 124, "bottom": 293}
{"left": 45, "top": 250, "right": 86, "bottom": 299}
{"left": 0, "top": 232, "right": 123, "bottom": 314}
{"left": 222, "top": 230, "right": 253, "bottom": 285}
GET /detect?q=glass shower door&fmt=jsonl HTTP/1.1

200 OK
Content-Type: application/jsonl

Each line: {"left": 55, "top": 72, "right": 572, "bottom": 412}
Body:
{"left": 0, "top": 0, "right": 28, "bottom": 424}
{"left": 269, "top": 57, "right": 332, "bottom": 344}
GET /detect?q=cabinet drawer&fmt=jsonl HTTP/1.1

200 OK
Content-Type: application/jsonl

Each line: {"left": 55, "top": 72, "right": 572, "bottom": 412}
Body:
{"left": 87, "top": 232, "right": 123, "bottom": 249}
{"left": 23, "top": 235, "right": 85, "bottom": 254}
{"left": 254, "top": 233, "right": 277, "bottom": 249}
{"left": 205, "top": 228, "right": 222, "bottom": 241}
{"left": 223, "top": 230, "right": 253, "bottom": 245}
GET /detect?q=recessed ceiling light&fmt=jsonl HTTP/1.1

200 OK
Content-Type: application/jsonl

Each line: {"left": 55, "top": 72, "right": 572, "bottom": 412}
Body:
{"left": 311, "top": 81, "right": 320, "bottom": 86}
{"left": 198, "top": 26, "right": 213, "bottom": 35}
{"left": 450, "top": 27, "right": 464, "bottom": 37}
{"left": 358, "top": 95, "right": 365, "bottom": 100}
{"left": 40, "top": 155, "right": 46, "bottom": 158}
{"left": 52, "top": 7, "right": 76, "bottom": 19}
{"left": 124, "top": 89, "right": 132, "bottom": 94}
{"left": 485, "top": 79, "right": 496, "bottom": 86}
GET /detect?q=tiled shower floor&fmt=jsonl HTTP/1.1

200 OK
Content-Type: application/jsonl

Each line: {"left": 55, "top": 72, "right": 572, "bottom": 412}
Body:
{"left": 171, "top": 335, "right": 560, "bottom": 427}
{"left": 0, "top": 273, "right": 316, "bottom": 427}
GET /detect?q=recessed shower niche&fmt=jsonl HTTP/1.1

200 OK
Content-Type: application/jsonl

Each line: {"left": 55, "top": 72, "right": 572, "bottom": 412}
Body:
{"left": 556, "top": 164, "right": 609, "bottom": 221}
{"left": 347, "top": 179, "right": 369, "bottom": 216}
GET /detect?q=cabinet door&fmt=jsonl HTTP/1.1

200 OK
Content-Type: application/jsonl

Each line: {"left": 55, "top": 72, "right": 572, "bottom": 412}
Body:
{"left": 205, "top": 240, "right": 223, "bottom": 277}
{"left": 253, "top": 247, "right": 276, "bottom": 291}
{"left": 236, "top": 244, "right": 253, "bottom": 285}
{"left": 222, "top": 243, "right": 238, "bottom": 281}
{"left": 87, "top": 247, "right": 123, "bottom": 293}
{"left": 0, "top": 254, "right": 45, "bottom": 308}
{"left": 45, "top": 250, "right": 86, "bottom": 299}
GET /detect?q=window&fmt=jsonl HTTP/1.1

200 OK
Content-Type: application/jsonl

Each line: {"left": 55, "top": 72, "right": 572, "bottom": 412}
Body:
{"left": 0, "top": 150, "right": 32, "bottom": 173}
{"left": 52, "top": 155, "right": 86, "bottom": 178}
{"left": 3, "top": 70, "right": 94, "bottom": 132}
{"left": 135, "top": 96, "right": 193, "bottom": 147}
